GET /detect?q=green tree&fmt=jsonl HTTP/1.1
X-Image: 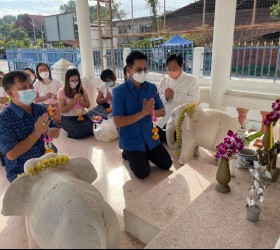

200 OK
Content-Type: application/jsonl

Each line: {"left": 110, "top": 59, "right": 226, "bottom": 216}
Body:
{"left": 2, "top": 15, "right": 16, "bottom": 25}
{"left": 3, "top": 40, "right": 25, "bottom": 50}
{"left": 270, "top": 0, "right": 280, "bottom": 19}
{"left": 23, "top": 38, "right": 31, "bottom": 47}
{"left": 145, "top": 0, "right": 159, "bottom": 32}
{"left": 0, "top": 15, "right": 17, "bottom": 42}
{"left": 0, "top": 24, "right": 12, "bottom": 41}
{"left": 59, "top": 0, "right": 76, "bottom": 14}
{"left": 17, "top": 14, "right": 29, "bottom": 21}
{"left": 9, "top": 28, "right": 28, "bottom": 41}
{"left": 59, "top": 0, "right": 126, "bottom": 22}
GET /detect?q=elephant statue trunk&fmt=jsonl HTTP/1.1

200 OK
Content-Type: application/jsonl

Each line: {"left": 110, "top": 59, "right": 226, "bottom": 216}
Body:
{"left": 166, "top": 122, "right": 178, "bottom": 149}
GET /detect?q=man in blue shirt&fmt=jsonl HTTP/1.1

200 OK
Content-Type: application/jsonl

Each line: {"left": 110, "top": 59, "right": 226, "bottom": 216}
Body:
{"left": 0, "top": 71, "right": 60, "bottom": 182}
{"left": 113, "top": 51, "right": 172, "bottom": 179}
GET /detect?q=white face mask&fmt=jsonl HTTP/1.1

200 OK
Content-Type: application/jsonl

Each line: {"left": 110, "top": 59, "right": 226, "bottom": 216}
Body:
{"left": 39, "top": 71, "right": 50, "bottom": 79}
{"left": 18, "top": 89, "right": 36, "bottom": 105}
{"left": 132, "top": 72, "right": 146, "bottom": 84}
{"left": 70, "top": 81, "right": 79, "bottom": 89}
{"left": 105, "top": 82, "right": 115, "bottom": 88}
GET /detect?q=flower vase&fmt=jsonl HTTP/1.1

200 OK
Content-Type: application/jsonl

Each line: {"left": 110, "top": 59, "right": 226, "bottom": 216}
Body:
{"left": 215, "top": 157, "right": 231, "bottom": 193}
{"left": 262, "top": 125, "right": 272, "bottom": 150}
{"left": 246, "top": 204, "right": 261, "bottom": 222}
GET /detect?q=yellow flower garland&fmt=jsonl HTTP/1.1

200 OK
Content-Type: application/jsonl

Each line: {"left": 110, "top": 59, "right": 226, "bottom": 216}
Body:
{"left": 17, "top": 155, "right": 69, "bottom": 178}
{"left": 176, "top": 103, "right": 196, "bottom": 149}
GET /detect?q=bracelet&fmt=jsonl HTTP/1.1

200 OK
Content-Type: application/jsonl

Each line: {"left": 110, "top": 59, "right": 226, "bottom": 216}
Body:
{"left": 28, "top": 135, "right": 37, "bottom": 143}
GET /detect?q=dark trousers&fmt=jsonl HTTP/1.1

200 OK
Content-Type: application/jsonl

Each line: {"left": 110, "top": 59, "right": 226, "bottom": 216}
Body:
{"left": 124, "top": 143, "right": 173, "bottom": 179}
{"left": 61, "top": 115, "right": 94, "bottom": 139}
{"left": 157, "top": 125, "right": 176, "bottom": 144}
{"left": 157, "top": 125, "right": 167, "bottom": 143}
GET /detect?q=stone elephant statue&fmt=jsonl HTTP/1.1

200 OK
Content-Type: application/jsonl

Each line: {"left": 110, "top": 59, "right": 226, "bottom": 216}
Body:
{"left": 166, "top": 105, "right": 240, "bottom": 165}
{"left": 1, "top": 153, "right": 120, "bottom": 249}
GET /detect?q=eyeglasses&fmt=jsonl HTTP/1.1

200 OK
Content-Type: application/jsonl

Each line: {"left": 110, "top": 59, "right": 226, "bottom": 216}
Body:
{"left": 131, "top": 67, "right": 149, "bottom": 74}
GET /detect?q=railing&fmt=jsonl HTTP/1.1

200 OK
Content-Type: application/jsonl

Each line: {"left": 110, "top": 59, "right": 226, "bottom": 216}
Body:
{"left": 93, "top": 50, "right": 101, "bottom": 76}
{"left": 203, "top": 43, "right": 280, "bottom": 82}
{"left": 106, "top": 48, "right": 124, "bottom": 79}
{"left": 131, "top": 46, "right": 193, "bottom": 75}
{"left": 6, "top": 47, "right": 194, "bottom": 80}
{"left": 6, "top": 49, "right": 81, "bottom": 72}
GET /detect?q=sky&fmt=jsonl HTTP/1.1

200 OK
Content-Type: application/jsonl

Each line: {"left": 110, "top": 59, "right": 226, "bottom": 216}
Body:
{"left": 0, "top": 0, "right": 195, "bottom": 19}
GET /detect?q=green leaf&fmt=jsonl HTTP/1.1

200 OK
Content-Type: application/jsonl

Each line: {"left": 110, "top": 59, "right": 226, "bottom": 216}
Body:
{"left": 246, "top": 131, "right": 265, "bottom": 142}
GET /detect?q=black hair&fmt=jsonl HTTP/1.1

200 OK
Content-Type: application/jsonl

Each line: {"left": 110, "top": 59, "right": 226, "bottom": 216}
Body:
{"left": 23, "top": 67, "right": 35, "bottom": 75}
{"left": 64, "top": 68, "right": 84, "bottom": 98}
{"left": 36, "top": 62, "right": 52, "bottom": 81}
{"left": 2, "top": 71, "right": 30, "bottom": 91}
{"left": 126, "top": 51, "right": 147, "bottom": 68}
{"left": 166, "top": 53, "right": 184, "bottom": 67}
{"left": 123, "top": 65, "right": 128, "bottom": 81}
{"left": 100, "top": 69, "right": 116, "bottom": 82}
{"left": 24, "top": 67, "right": 36, "bottom": 83}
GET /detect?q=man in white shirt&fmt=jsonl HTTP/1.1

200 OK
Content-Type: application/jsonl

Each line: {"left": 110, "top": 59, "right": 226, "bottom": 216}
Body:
{"left": 157, "top": 53, "right": 200, "bottom": 142}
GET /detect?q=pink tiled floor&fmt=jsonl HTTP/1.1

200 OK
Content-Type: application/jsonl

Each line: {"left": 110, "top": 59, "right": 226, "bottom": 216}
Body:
{"left": 0, "top": 128, "right": 217, "bottom": 249}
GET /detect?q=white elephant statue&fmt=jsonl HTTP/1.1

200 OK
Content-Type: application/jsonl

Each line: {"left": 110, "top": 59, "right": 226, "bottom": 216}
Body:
{"left": 1, "top": 153, "right": 120, "bottom": 249}
{"left": 166, "top": 104, "right": 240, "bottom": 165}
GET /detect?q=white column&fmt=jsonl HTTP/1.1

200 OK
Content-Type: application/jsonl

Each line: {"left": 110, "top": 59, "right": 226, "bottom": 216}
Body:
{"left": 75, "top": 0, "right": 97, "bottom": 108}
{"left": 193, "top": 47, "right": 204, "bottom": 79}
{"left": 209, "top": 0, "right": 237, "bottom": 111}
{"left": 123, "top": 48, "right": 131, "bottom": 67}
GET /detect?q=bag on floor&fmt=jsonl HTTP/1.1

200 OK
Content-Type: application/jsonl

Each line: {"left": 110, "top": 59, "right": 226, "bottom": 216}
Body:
{"left": 94, "top": 118, "right": 119, "bottom": 143}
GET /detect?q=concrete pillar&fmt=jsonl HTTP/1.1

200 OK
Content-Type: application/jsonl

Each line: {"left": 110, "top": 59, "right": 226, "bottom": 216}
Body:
{"left": 193, "top": 47, "right": 204, "bottom": 78}
{"left": 123, "top": 48, "right": 131, "bottom": 67}
{"left": 75, "top": 0, "right": 97, "bottom": 106}
{"left": 209, "top": 0, "right": 237, "bottom": 111}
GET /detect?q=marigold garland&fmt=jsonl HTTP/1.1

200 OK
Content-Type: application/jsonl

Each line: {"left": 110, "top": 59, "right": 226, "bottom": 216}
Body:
{"left": 176, "top": 103, "right": 196, "bottom": 148}
{"left": 17, "top": 155, "right": 69, "bottom": 178}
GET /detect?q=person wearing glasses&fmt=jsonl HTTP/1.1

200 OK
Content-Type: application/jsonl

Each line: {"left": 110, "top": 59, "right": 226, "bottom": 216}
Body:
{"left": 157, "top": 53, "right": 200, "bottom": 142}
{"left": 112, "top": 51, "right": 173, "bottom": 179}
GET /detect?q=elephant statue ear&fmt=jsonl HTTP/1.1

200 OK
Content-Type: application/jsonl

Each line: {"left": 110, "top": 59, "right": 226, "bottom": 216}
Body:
{"left": 185, "top": 111, "right": 193, "bottom": 131}
{"left": 1, "top": 174, "right": 33, "bottom": 216}
{"left": 2, "top": 153, "right": 59, "bottom": 216}
{"left": 62, "top": 157, "right": 97, "bottom": 184}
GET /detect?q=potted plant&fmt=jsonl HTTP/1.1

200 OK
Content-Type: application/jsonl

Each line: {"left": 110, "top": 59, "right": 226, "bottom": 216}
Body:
{"left": 215, "top": 129, "right": 247, "bottom": 193}
{"left": 246, "top": 161, "right": 272, "bottom": 222}
{"left": 215, "top": 129, "right": 263, "bottom": 193}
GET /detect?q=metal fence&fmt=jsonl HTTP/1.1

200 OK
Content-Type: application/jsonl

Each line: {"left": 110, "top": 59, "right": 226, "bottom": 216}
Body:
{"left": 6, "top": 47, "right": 193, "bottom": 80}
{"left": 8, "top": 45, "right": 279, "bottom": 82}
{"left": 203, "top": 44, "right": 280, "bottom": 81}
{"left": 106, "top": 48, "right": 124, "bottom": 79}
{"left": 6, "top": 49, "right": 81, "bottom": 72}
{"left": 131, "top": 45, "right": 193, "bottom": 75}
